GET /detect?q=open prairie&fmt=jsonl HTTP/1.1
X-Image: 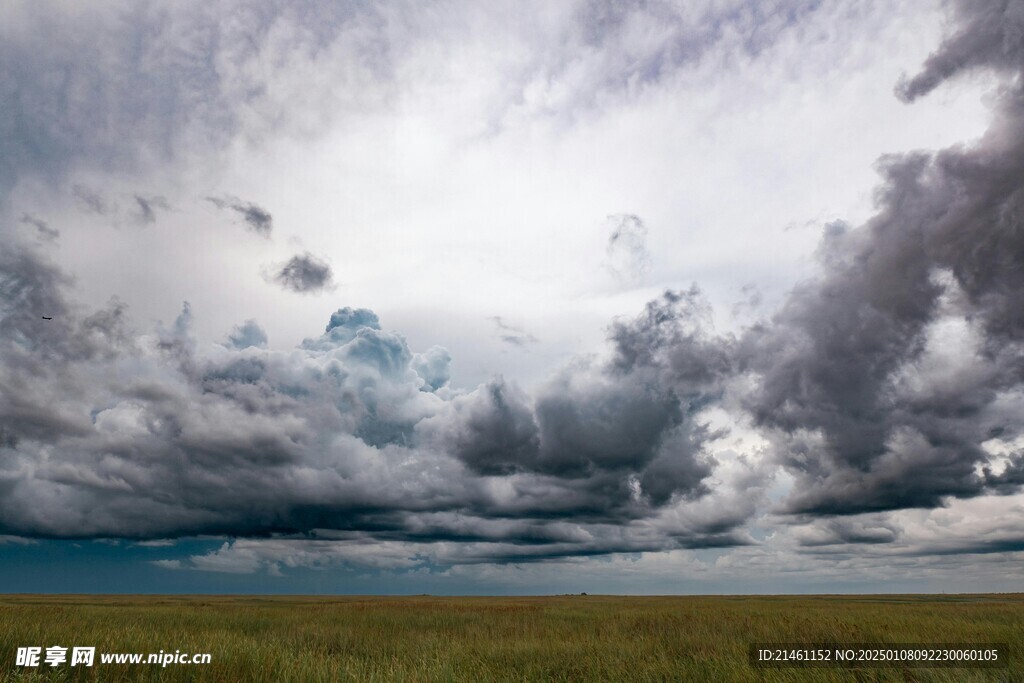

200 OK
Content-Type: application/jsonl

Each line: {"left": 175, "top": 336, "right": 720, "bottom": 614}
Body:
{"left": 0, "top": 594, "right": 1019, "bottom": 681}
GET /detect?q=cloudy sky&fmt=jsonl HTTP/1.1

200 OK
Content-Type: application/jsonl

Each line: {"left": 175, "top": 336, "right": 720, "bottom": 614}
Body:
{"left": 1, "top": 0, "right": 1023, "bottom": 594}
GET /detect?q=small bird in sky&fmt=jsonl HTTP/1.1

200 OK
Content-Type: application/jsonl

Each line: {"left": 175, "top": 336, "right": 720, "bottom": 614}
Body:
{"left": 41, "top": 316, "right": 52, "bottom": 320}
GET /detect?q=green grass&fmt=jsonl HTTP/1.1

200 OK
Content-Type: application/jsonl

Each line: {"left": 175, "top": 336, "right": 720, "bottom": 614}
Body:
{"left": 0, "top": 594, "right": 1019, "bottom": 681}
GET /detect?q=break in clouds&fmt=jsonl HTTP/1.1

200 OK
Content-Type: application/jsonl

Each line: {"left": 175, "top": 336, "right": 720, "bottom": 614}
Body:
{"left": 0, "top": 0, "right": 1023, "bottom": 575}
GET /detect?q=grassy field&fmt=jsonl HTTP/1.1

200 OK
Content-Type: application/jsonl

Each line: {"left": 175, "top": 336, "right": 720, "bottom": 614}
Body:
{"left": 0, "top": 594, "right": 1019, "bottom": 681}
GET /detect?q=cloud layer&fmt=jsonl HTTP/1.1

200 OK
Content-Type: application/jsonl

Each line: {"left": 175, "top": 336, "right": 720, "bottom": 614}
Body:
{"left": 0, "top": 246, "right": 747, "bottom": 565}
{"left": 0, "top": 0, "right": 1022, "bottom": 581}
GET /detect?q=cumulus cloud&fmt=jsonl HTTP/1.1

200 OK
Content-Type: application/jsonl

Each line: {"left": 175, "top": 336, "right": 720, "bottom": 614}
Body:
{"left": 0, "top": 246, "right": 741, "bottom": 562}
{"left": 734, "top": 0, "right": 1024, "bottom": 516}
{"left": 268, "top": 252, "right": 335, "bottom": 293}
{"left": 411, "top": 346, "right": 452, "bottom": 392}
{"left": 420, "top": 288, "right": 728, "bottom": 512}
{"left": 226, "top": 319, "right": 268, "bottom": 350}
{"left": 418, "top": 377, "right": 540, "bottom": 476}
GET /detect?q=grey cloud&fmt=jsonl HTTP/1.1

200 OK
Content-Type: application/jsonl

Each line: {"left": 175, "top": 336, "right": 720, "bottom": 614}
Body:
{"left": 72, "top": 185, "right": 114, "bottom": 215}
{"left": 782, "top": 497, "right": 1024, "bottom": 565}
{"left": 0, "top": 240, "right": 741, "bottom": 559}
{"left": 534, "top": 371, "right": 681, "bottom": 477}
{"left": 522, "top": 0, "right": 826, "bottom": 122}
{"left": 132, "top": 194, "right": 170, "bottom": 225}
{"left": 983, "top": 452, "right": 1024, "bottom": 494}
{"left": 19, "top": 214, "right": 58, "bottom": 241}
{"left": 529, "top": 290, "right": 726, "bottom": 507}
{"left": 639, "top": 424, "right": 718, "bottom": 506}
{"left": 153, "top": 533, "right": 662, "bottom": 575}
{"left": 0, "top": 425, "right": 17, "bottom": 449}
{"left": 7, "top": 0, "right": 1023, "bottom": 570}
{"left": 422, "top": 288, "right": 727, "bottom": 513}
{"left": 736, "top": 1, "right": 1024, "bottom": 515}
{"left": 609, "top": 288, "right": 732, "bottom": 391}
{"left": 796, "top": 518, "right": 899, "bottom": 547}
{"left": 906, "top": 537, "right": 1024, "bottom": 556}
{"left": 0, "top": 257, "right": 453, "bottom": 538}
{"left": 270, "top": 252, "right": 334, "bottom": 293}
{"left": 895, "top": 0, "right": 1024, "bottom": 102}
{"left": 419, "top": 377, "right": 540, "bottom": 476}
{"left": 206, "top": 196, "right": 273, "bottom": 236}
{"left": 0, "top": 3, "right": 392, "bottom": 196}
{"left": 68, "top": 187, "right": 169, "bottom": 225}
{"left": 0, "top": 0, "right": 833, "bottom": 204}
{"left": 445, "top": 0, "right": 1024, "bottom": 522}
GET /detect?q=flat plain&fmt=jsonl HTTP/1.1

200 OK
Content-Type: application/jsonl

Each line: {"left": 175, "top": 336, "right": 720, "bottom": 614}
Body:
{"left": 0, "top": 593, "right": 1020, "bottom": 681}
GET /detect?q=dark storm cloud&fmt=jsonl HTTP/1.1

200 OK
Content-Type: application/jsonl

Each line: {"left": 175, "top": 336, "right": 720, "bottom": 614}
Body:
{"left": 783, "top": 501, "right": 1024, "bottom": 564}
{"left": 609, "top": 288, "right": 732, "bottom": 390}
{"left": 206, "top": 196, "right": 273, "bottom": 237}
{"left": 270, "top": 252, "right": 334, "bottom": 293}
{"left": 421, "top": 377, "right": 540, "bottom": 476}
{"left": 735, "top": 0, "right": 1024, "bottom": 515}
{"left": 426, "top": 0, "right": 1024, "bottom": 525}
{"left": 421, "top": 288, "right": 727, "bottom": 512}
{"left": 0, "top": 240, "right": 743, "bottom": 559}
{"left": 983, "top": 453, "right": 1024, "bottom": 494}
{"left": 0, "top": 248, "right": 449, "bottom": 539}
{"left": 4, "top": 0, "right": 1022, "bottom": 574}
{"left": 533, "top": 371, "right": 682, "bottom": 478}
{"left": 895, "top": 0, "right": 1024, "bottom": 103}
